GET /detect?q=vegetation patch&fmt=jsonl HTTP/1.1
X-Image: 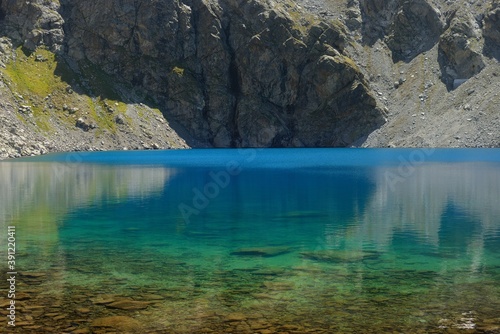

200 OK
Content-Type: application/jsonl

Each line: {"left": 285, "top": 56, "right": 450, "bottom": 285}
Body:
{"left": 280, "top": 1, "right": 316, "bottom": 35}
{"left": 0, "top": 47, "right": 136, "bottom": 134}
{"left": 171, "top": 66, "right": 185, "bottom": 77}
{"left": 1, "top": 47, "right": 76, "bottom": 132}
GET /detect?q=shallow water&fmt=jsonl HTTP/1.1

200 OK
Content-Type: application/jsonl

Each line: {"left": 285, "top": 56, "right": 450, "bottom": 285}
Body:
{"left": 1, "top": 148, "right": 500, "bottom": 333}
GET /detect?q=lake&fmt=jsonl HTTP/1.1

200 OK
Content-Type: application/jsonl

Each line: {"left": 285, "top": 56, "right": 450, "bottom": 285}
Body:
{"left": 1, "top": 148, "right": 500, "bottom": 333}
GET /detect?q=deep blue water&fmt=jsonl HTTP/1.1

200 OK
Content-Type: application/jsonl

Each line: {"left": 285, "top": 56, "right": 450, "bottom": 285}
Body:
{"left": 1, "top": 148, "right": 500, "bottom": 333}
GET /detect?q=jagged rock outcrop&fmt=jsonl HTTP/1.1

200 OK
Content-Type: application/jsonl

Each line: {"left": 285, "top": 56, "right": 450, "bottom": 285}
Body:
{"left": 359, "top": 0, "right": 399, "bottom": 44}
{"left": 386, "top": 0, "right": 445, "bottom": 61}
{"left": 344, "top": 0, "right": 362, "bottom": 31}
{"left": 438, "top": 8, "right": 485, "bottom": 86}
{"left": 0, "top": 0, "right": 64, "bottom": 52}
{"left": 484, "top": 0, "right": 500, "bottom": 59}
{"left": 359, "top": 0, "right": 445, "bottom": 61}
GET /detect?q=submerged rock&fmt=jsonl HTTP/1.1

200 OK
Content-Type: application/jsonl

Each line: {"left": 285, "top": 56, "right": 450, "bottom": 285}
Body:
{"left": 105, "top": 299, "right": 152, "bottom": 310}
{"left": 91, "top": 315, "right": 142, "bottom": 331}
{"left": 224, "top": 312, "right": 247, "bottom": 322}
{"left": 263, "top": 281, "right": 295, "bottom": 291}
{"left": 300, "top": 250, "right": 380, "bottom": 263}
{"left": 90, "top": 295, "right": 117, "bottom": 305}
{"left": 274, "top": 210, "right": 329, "bottom": 220}
{"left": 21, "top": 272, "right": 47, "bottom": 278}
{"left": 230, "top": 246, "right": 293, "bottom": 257}
{"left": 139, "top": 293, "right": 164, "bottom": 301}
{"left": 76, "top": 307, "right": 91, "bottom": 314}
{"left": 251, "top": 268, "right": 286, "bottom": 276}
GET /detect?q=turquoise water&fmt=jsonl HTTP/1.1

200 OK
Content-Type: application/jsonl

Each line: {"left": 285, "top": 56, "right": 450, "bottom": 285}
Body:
{"left": 1, "top": 148, "right": 500, "bottom": 333}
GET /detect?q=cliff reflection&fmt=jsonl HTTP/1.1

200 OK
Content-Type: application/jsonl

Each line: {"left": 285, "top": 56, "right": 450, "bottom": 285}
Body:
{"left": 359, "top": 162, "right": 500, "bottom": 248}
{"left": 0, "top": 161, "right": 174, "bottom": 241}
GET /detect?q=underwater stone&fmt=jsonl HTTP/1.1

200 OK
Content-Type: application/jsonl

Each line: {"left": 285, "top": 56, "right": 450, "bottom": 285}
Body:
{"left": 224, "top": 312, "right": 247, "bottom": 322}
{"left": 263, "top": 281, "right": 295, "bottom": 291}
{"left": 139, "top": 293, "right": 164, "bottom": 300}
{"left": 230, "top": 246, "right": 293, "bottom": 257}
{"left": 300, "top": 250, "right": 380, "bottom": 263}
{"left": 91, "top": 316, "right": 142, "bottom": 331}
{"left": 76, "top": 308, "right": 91, "bottom": 314}
{"left": 90, "top": 295, "right": 116, "bottom": 305}
{"left": 21, "top": 272, "right": 47, "bottom": 278}
{"left": 105, "top": 299, "right": 151, "bottom": 310}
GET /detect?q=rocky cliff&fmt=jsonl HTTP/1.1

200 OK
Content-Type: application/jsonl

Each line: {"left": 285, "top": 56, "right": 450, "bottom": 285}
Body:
{"left": 0, "top": 0, "right": 499, "bottom": 158}
{"left": 298, "top": 0, "right": 500, "bottom": 147}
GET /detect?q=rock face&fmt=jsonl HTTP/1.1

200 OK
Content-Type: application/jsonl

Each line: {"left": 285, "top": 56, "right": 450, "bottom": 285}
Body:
{"left": 0, "top": 0, "right": 64, "bottom": 52}
{"left": 0, "top": 0, "right": 386, "bottom": 152}
{"left": 359, "top": 0, "right": 400, "bottom": 44}
{"left": 329, "top": 0, "right": 499, "bottom": 148}
{"left": 484, "top": 0, "right": 500, "bottom": 59}
{"left": 438, "top": 9, "right": 485, "bottom": 86}
{"left": 360, "top": 0, "right": 445, "bottom": 61}
{"left": 58, "top": 0, "right": 385, "bottom": 147}
{"left": 387, "top": 0, "right": 445, "bottom": 62}
{"left": 1, "top": 0, "right": 500, "bottom": 156}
